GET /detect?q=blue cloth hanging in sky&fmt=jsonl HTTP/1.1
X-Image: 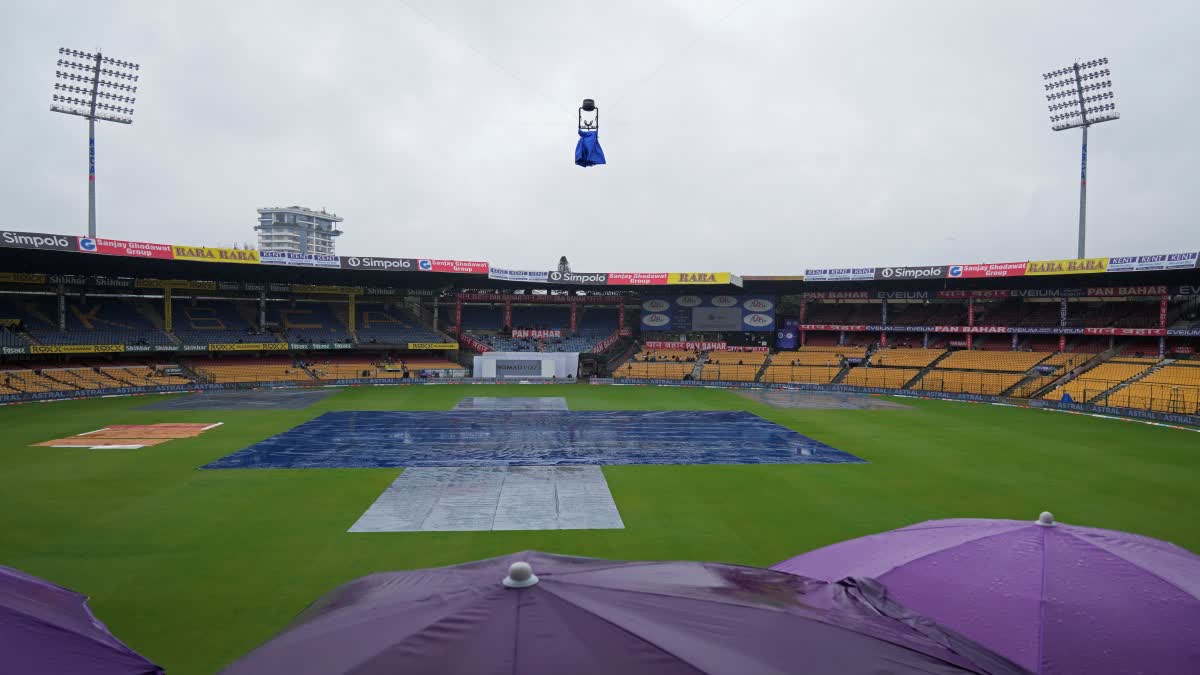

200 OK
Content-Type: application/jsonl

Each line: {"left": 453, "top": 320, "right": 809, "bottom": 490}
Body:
{"left": 575, "top": 130, "right": 606, "bottom": 167}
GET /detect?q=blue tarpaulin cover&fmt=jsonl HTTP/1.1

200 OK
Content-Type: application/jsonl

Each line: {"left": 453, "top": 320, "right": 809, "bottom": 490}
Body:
{"left": 575, "top": 130, "right": 606, "bottom": 167}
{"left": 202, "top": 410, "right": 864, "bottom": 469}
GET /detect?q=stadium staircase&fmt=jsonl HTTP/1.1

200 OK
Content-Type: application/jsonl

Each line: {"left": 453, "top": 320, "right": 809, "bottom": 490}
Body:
{"left": 689, "top": 354, "right": 707, "bottom": 380}
{"left": 1086, "top": 360, "right": 1170, "bottom": 404}
{"left": 130, "top": 300, "right": 181, "bottom": 346}
{"left": 1031, "top": 345, "right": 1121, "bottom": 399}
{"left": 754, "top": 359, "right": 771, "bottom": 382}
{"left": 330, "top": 303, "right": 357, "bottom": 343}
{"left": 829, "top": 362, "right": 852, "bottom": 384}
{"left": 177, "top": 362, "right": 210, "bottom": 384}
{"left": 1001, "top": 372, "right": 1039, "bottom": 397}
{"left": 605, "top": 342, "right": 639, "bottom": 376}
{"left": 15, "top": 298, "right": 55, "bottom": 335}
{"left": 999, "top": 353, "right": 1063, "bottom": 397}
{"left": 102, "top": 368, "right": 142, "bottom": 387}
{"left": 234, "top": 303, "right": 262, "bottom": 332}
{"left": 906, "top": 350, "right": 954, "bottom": 390}
{"left": 39, "top": 370, "right": 78, "bottom": 391}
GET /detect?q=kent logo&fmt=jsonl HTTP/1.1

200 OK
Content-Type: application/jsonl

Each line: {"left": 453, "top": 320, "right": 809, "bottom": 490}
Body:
{"left": 678, "top": 273, "right": 717, "bottom": 283}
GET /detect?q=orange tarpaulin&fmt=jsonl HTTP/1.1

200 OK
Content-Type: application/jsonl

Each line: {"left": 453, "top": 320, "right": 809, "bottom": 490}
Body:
{"left": 34, "top": 423, "right": 220, "bottom": 448}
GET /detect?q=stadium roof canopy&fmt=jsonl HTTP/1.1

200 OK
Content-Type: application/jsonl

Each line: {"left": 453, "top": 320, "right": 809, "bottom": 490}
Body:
{"left": 0, "top": 231, "right": 1197, "bottom": 295}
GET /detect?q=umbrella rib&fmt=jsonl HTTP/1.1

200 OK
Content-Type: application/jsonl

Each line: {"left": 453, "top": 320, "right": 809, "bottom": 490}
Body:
{"left": 533, "top": 582, "right": 714, "bottom": 674}
{"left": 1067, "top": 531, "right": 1200, "bottom": 599}
{"left": 1036, "top": 530, "right": 1048, "bottom": 675}
{"left": 1, "top": 608, "right": 160, "bottom": 668}
{"left": 802, "top": 526, "right": 1029, "bottom": 580}
{"left": 247, "top": 588, "right": 503, "bottom": 674}
{"left": 511, "top": 586, "right": 522, "bottom": 675}
{"left": 539, "top": 580, "right": 994, "bottom": 674}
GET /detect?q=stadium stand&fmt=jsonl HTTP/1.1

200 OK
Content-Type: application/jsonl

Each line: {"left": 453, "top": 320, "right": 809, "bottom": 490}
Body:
{"left": 187, "top": 358, "right": 314, "bottom": 384}
{"left": 0, "top": 327, "right": 27, "bottom": 347}
{"left": 775, "top": 346, "right": 868, "bottom": 362}
{"left": 353, "top": 303, "right": 447, "bottom": 344}
{"left": 5, "top": 296, "right": 175, "bottom": 346}
{"left": 634, "top": 349, "right": 698, "bottom": 362}
{"left": 773, "top": 352, "right": 851, "bottom": 366}
{"left": 1097, "top": 362, "right": 1200, "bottom": 414}
{"left": 547, "top": 333, "right": 610, "bottom": 352}
{"left": 870, "top": 348, "right": 944, "bottom": 368}
{"left": 614, "top": 361, "right": 693, "bottom": 379}
{"left": 173, "top": 300, "right": 272, "bottom": 346}
{"left": 478, "top": 334, "right": 531, "bottom": 351}
{"left": 1039, "top": 352, "right": 1093, "bottom": 372}
{"left": 703, "top": 351, "right": 767, "bottom": 365}
{"left": 1044, "top": 362, "right": 1153, "bottom": 403}
{"left": 510, "top": 306, "right": 569, "bottom": 330}
{"left": 1008, "top": 376, "right": 1059, "bottom": 398}
{"left": 760, "top": 365, "right": 840, "bottom": 384}
{"left": 699, "top": 364, "right": 759, "bottom": 381}
{"left": 579, "top": 308, "right": 620, "bottom": 333}
{"left": 269, "top": 303, "right": 352, "bottom": 343}
{"left": 912, "top": 370, "right": 1023, "bottom": 396}
{"left": 459, "top": 305, "right": 502, "bottom": 331}
{"left": 935, "top": 350, "right": 1050, "bottom": 372}
{"left": 103, "top": 366, "right": 191, "bottom": 387}
{"left": 307, "top": 356, "right": 465, "bottom": 380}
{"left": 0, "top": 369, "right": 66, "bottom": 393}
{"left": 842, "top": 367, "right": 921, "bottom": 389}
{"left": 700, "top": 351, "right": 768, "bottom": 381}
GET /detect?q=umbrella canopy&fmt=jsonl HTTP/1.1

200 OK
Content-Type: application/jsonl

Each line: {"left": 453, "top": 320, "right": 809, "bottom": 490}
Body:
{"left": 772, "top": 512, "right": 1200, "bottom": 674}
{"left": 222, "top": 550, "right": 1027, "bottom": 675}
{"left": 0, "top": 564, "right": 163, "bottom": 675}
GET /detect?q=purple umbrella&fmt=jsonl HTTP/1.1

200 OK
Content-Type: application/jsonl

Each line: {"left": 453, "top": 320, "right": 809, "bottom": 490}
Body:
{"left": 222, "top": 550, "right": 1028, "bottom": 675}
{"left": 772, "top": 512, "right": 1200, "bottom": 674}
{"left": 1, "top": 564, "right": 163, "bottom": 675}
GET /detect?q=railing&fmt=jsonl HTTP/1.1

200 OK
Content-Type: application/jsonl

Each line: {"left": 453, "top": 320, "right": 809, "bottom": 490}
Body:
{"left": 1072, "top": 379, "right": 1200, "bottom": 415}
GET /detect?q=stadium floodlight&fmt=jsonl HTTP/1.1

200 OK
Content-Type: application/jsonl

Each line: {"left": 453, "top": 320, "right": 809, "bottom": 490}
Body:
{"left": 50, "top": 47, "right": 141, "bottom": 238}
{"left": 1041, "top": 58, "right": 1119, "bottom": 259}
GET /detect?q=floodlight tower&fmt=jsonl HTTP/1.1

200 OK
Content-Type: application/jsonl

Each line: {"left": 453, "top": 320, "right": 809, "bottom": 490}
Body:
{"left": 50, "top": 47, "right": 140, "bottom": 238}
{"left": 1042, "top": 58, "right": 1119, "bottom": 259}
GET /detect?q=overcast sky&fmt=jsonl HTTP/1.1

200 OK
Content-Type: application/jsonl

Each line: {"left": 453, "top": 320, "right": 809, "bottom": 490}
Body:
{"left": 2, "top": 1, "right": 1197, "bottom": 274}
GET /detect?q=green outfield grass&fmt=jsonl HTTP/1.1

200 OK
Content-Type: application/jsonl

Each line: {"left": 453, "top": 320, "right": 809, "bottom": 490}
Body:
{"left": 2, "top": 384, "right": 1198, "bottom": 673}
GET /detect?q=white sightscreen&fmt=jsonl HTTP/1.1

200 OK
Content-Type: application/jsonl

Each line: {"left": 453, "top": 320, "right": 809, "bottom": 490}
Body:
{"left": 473, "top": 352, "right": 580, "bottom": 379}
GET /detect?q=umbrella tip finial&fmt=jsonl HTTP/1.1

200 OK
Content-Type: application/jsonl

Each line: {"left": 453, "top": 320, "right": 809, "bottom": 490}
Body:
{"left": 503, "top": 561, "right": 539, "bottom": 588}
{"left": 1035, "top": 511, "right": 1056, "bottom": 527}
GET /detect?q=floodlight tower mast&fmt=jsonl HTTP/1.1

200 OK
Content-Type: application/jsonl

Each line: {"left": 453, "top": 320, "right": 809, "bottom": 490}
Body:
{"left": 50, "top": 47, "right": 140, "bottom": 238}
{"left": 1042, "top": 58, "right": 1119, "bottom": 258}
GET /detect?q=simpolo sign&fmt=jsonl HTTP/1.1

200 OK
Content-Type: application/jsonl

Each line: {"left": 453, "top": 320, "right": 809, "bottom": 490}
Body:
{"left": 0, "top": 230, "right": 76, "bottom": 251}
{"left": 341, "top": 256, "right": 418, "bottom": 271}
{"left": 547, "top": 271, "right": 609, "bottom": 284}
{"left": 874, "top": 265, "right": 947, "bottom": 280}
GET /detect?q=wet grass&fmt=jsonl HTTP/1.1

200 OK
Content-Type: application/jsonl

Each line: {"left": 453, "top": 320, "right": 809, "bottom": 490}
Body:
{"left": 2, "top": 384, "right": 1197, "bottom": 673}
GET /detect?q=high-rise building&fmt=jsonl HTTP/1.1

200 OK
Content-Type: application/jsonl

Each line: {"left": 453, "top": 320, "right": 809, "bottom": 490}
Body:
{"left": 255, "top": 206, "right": 343, "bottom": 255}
